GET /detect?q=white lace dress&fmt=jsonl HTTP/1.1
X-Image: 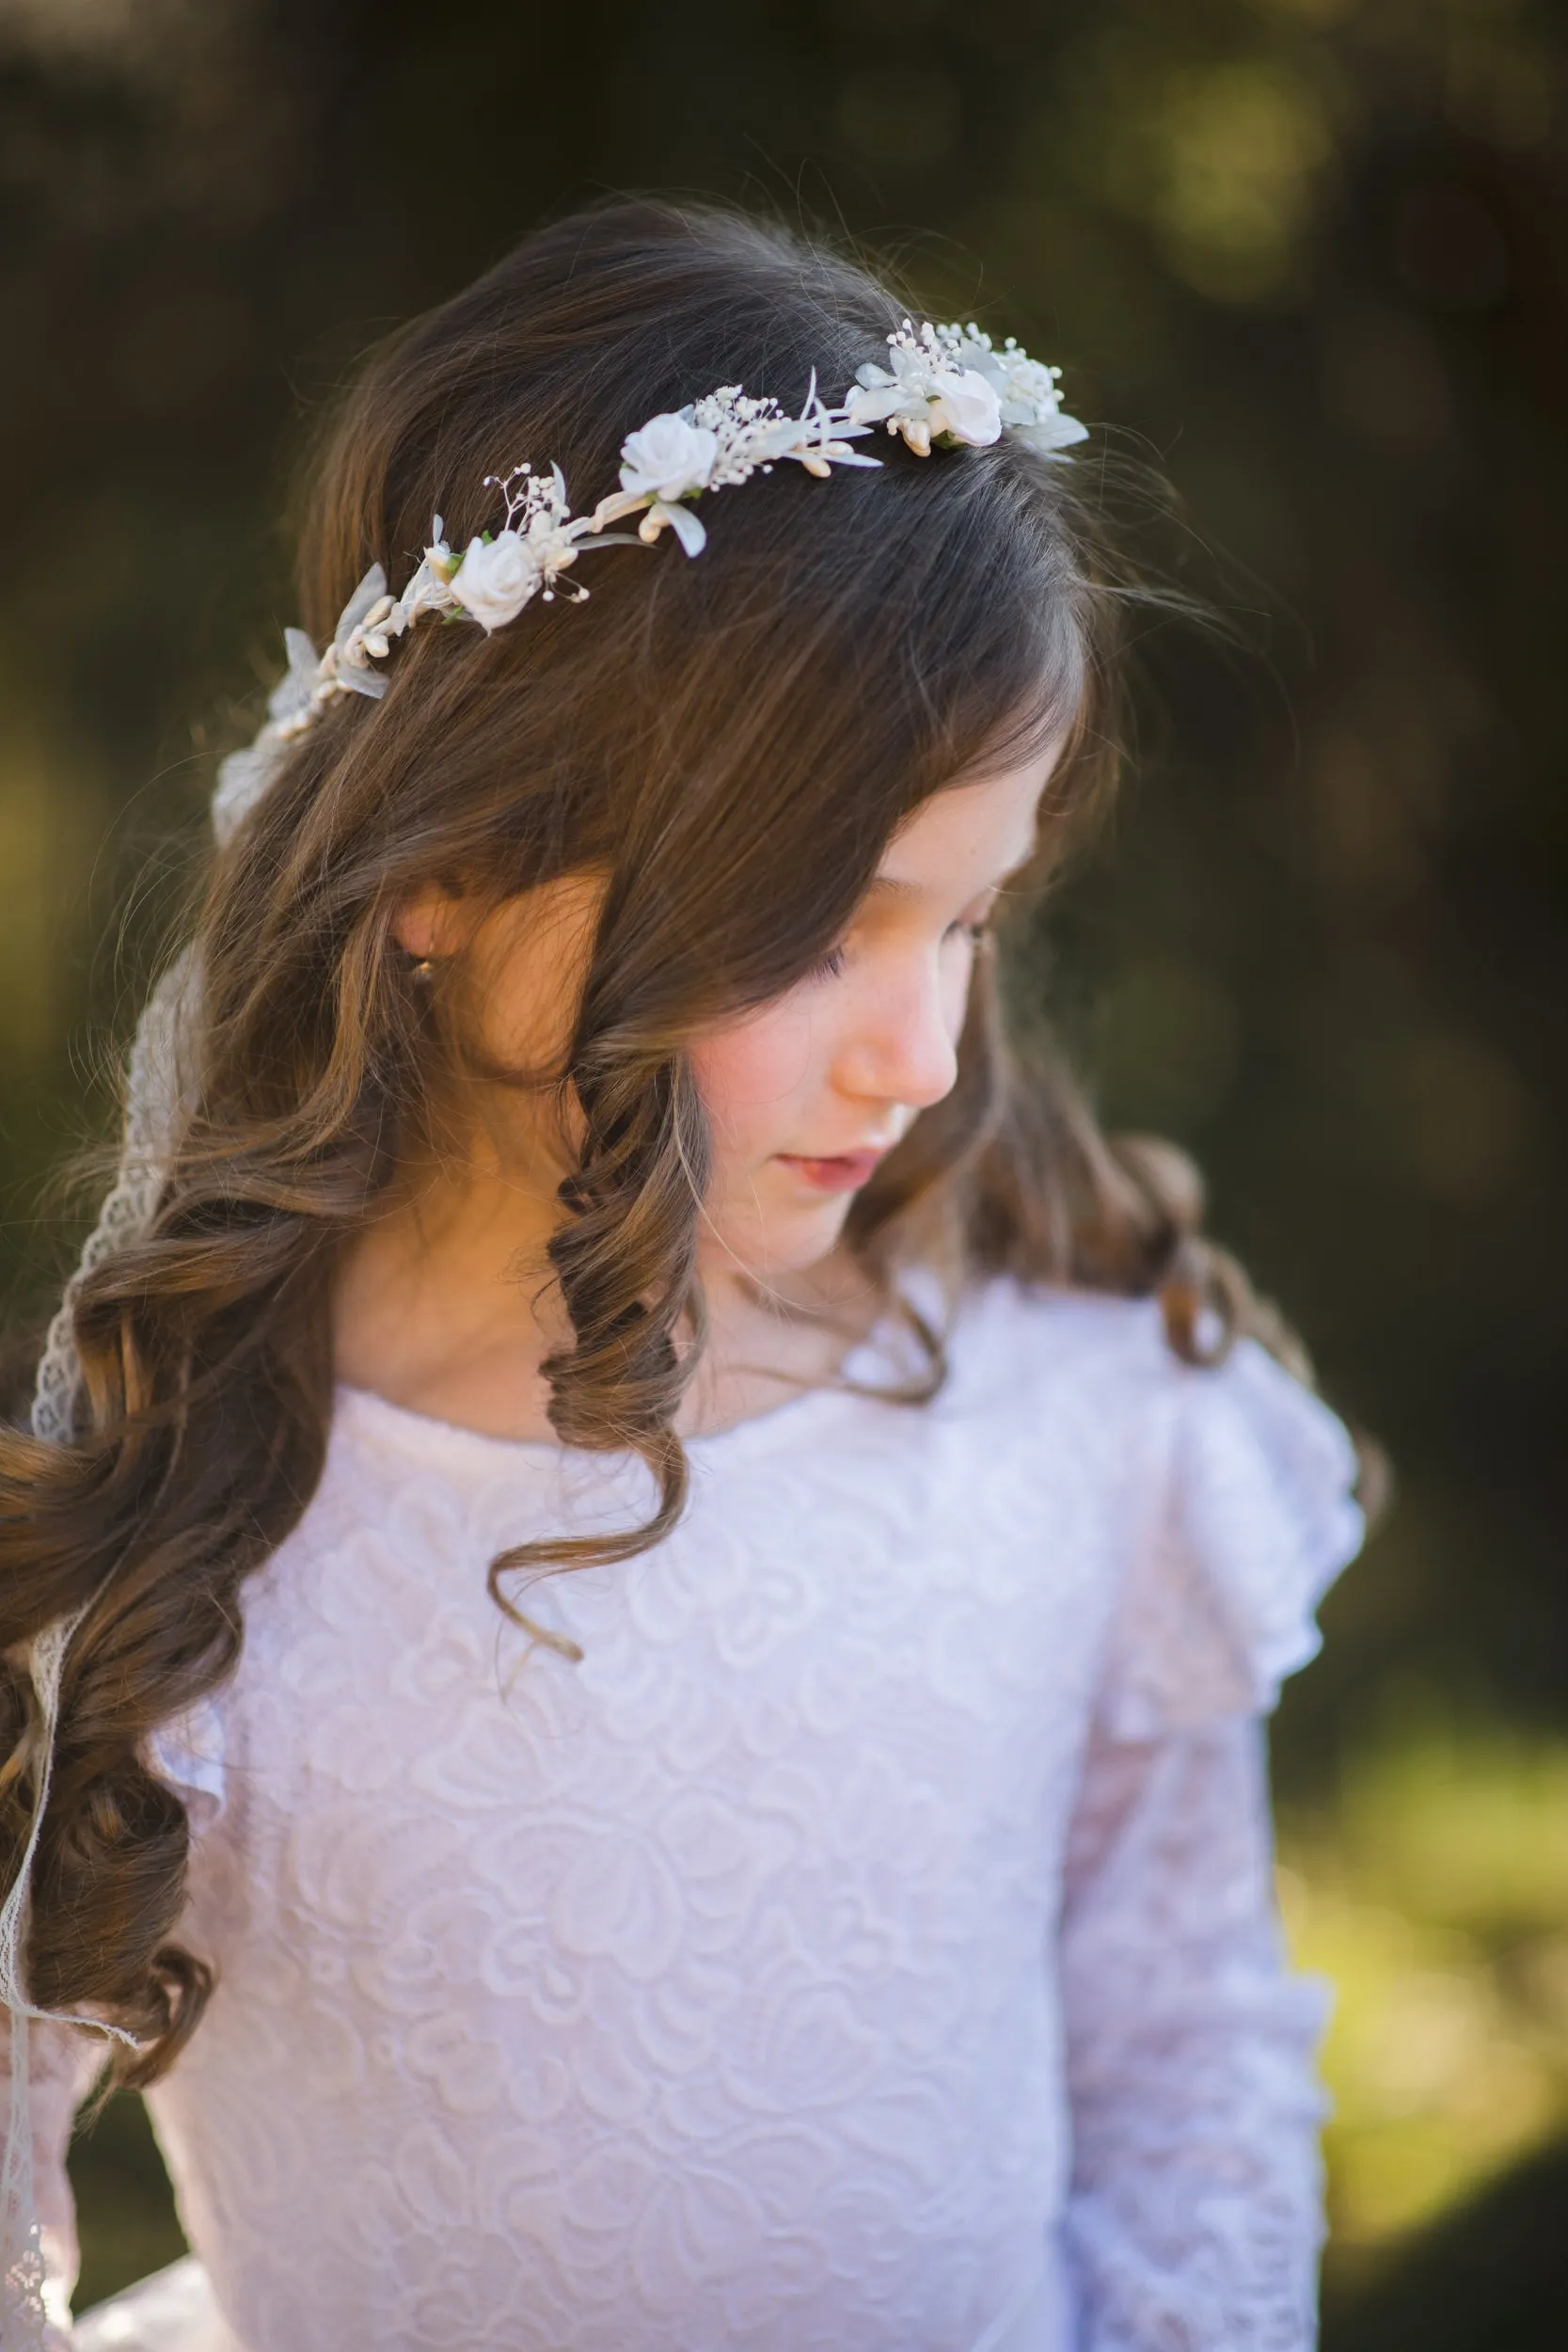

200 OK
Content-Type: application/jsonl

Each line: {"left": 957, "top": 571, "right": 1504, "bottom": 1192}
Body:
{"left": 33, "top": 1282, "right": 1364, "bottom": 2351}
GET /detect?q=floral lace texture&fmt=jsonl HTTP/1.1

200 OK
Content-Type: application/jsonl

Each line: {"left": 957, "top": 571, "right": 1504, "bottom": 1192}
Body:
{"left": 27, "top": 1285, "right": 1360, "bottom": 2350}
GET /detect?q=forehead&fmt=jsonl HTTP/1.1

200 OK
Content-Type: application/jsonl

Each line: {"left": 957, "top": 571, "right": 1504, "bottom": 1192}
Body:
{"left": 874, "top": 753, "right": 1056, "bottom": 895}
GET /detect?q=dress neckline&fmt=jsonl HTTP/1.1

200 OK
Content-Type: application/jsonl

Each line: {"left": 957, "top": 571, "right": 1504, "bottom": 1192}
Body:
{"left": 332, "top": 1311, "right": 906, "bottom": 1477}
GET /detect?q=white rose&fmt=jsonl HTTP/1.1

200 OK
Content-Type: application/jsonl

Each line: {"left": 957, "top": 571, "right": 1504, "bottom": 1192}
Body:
{"left": 619, "top": 412, "right": 720, "bottom": 501}
{"left": 928, "top": 368, "right": 1003, "bottom": 447}
{"left": 449, "top": 531, "right": 539, "bottom": 632}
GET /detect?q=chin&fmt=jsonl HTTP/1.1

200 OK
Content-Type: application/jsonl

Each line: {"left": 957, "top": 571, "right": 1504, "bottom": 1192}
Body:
{"left": 709, "top": 1198, "right": 852, "bottom": 1283}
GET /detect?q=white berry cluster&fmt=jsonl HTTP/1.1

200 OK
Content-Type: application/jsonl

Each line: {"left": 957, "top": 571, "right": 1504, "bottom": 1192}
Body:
{"left": 845, "top": 320, "right": 1089, "bottom": 459}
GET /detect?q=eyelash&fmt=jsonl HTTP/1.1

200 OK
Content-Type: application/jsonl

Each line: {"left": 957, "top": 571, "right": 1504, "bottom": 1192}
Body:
{"left": 807, "top": 918, "right": 990, "bottom": 983}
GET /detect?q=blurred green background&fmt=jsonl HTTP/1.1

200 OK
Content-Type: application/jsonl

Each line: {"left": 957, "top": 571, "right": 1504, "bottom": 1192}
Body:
{"left": 0, "top": 0, "right": 1562, "bottom": 2343}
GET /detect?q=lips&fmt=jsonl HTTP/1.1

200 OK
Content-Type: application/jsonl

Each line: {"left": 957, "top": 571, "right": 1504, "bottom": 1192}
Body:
{"left": 775, "top": 1147, "right": 890, "bottom": 1195}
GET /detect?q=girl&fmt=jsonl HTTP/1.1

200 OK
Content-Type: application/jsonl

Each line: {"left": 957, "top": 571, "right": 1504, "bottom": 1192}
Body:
{"left": 0, "top": 199, "right": 1365, "bottom": 2352}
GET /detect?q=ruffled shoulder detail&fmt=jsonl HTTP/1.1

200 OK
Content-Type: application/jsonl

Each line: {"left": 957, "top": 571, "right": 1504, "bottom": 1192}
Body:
{"left": 145, "top": 1695, "right": 228, "bottom": 1833}
{"left": 1100, "top": 1336, "right": 1366, "bottom": 1740}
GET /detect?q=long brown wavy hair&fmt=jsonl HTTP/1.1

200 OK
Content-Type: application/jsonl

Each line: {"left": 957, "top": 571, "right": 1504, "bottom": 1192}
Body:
{"left": 0, "top": 198, "right": 1296, "bottom": 2090}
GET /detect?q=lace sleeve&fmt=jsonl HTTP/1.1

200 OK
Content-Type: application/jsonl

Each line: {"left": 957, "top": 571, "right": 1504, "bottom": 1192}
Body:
{"left": 1059, "top": 1715, "right": 1329, "bottom": 2350}
{"left": 3, "top": 2012, "right": 103, "bottom": 2348}
{"left": 1056, "top": 1337, "right": 1365, "bottom": 2348}
{"left": 0, "top": 1699, "right": 225, "bottom": 2351}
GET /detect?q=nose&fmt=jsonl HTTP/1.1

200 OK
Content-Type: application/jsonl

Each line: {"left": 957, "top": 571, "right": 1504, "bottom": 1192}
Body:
{"left": 834, "top": 955, "right": 960, "bottom": 1112}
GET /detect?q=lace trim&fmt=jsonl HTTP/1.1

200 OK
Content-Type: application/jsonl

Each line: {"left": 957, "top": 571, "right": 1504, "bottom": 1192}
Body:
{"left": 4, "top": 964, "right": 192, "bottom": 2344}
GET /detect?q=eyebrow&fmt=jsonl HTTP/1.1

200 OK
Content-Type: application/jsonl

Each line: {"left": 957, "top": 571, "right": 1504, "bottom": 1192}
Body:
{"left": 865, "top": 868, "right": 1020, "bottom": 906}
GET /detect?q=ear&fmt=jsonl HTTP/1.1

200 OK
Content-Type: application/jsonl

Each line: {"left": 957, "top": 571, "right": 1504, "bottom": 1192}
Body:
{"left": 392, "top": 882, "right": 469, "bottom": 963}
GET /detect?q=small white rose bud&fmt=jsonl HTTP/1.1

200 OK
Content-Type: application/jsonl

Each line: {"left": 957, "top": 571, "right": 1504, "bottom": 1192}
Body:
{"left": 928, "top": 369, "right": 1003, "bottom": 447}
{"left": 449, "top": 531, "right": 540, "bottom": 632}
{"left": 618, "top": 413, "right": 721, "bottom": 502}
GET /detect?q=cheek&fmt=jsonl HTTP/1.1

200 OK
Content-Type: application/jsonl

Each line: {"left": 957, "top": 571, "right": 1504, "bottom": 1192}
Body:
{"left": 467, "top": 878, "right": 603, "bottom": 1073}
{"left": 689, "top": 1000, "right": 824, "bottom": 1156}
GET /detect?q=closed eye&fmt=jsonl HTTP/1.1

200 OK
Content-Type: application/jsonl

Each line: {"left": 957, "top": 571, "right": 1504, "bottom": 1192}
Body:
{"left": 807, "top": 914, "right": 990, "bottom": 985}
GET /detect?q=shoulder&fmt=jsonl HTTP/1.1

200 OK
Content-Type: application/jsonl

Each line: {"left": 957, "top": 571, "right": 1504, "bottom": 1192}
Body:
{"left": 944, "top": 1276, "right": 1173, "bottom": 1399}
{"left": 943, "top": 1278, "right": 1366, "bottom": 1730}
{"left": 938, "top": 1276, "right": 1209, "bottom": 1451}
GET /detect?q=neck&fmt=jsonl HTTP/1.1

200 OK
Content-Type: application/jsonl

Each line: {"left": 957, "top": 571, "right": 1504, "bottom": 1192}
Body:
{"left": 332, "top": 1104, "right": 879, "bottom": 1445}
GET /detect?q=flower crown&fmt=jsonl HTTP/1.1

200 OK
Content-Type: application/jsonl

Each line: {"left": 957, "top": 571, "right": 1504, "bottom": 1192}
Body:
{"left": 219, "top": 320, "right": 1085, "bottom": 818}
